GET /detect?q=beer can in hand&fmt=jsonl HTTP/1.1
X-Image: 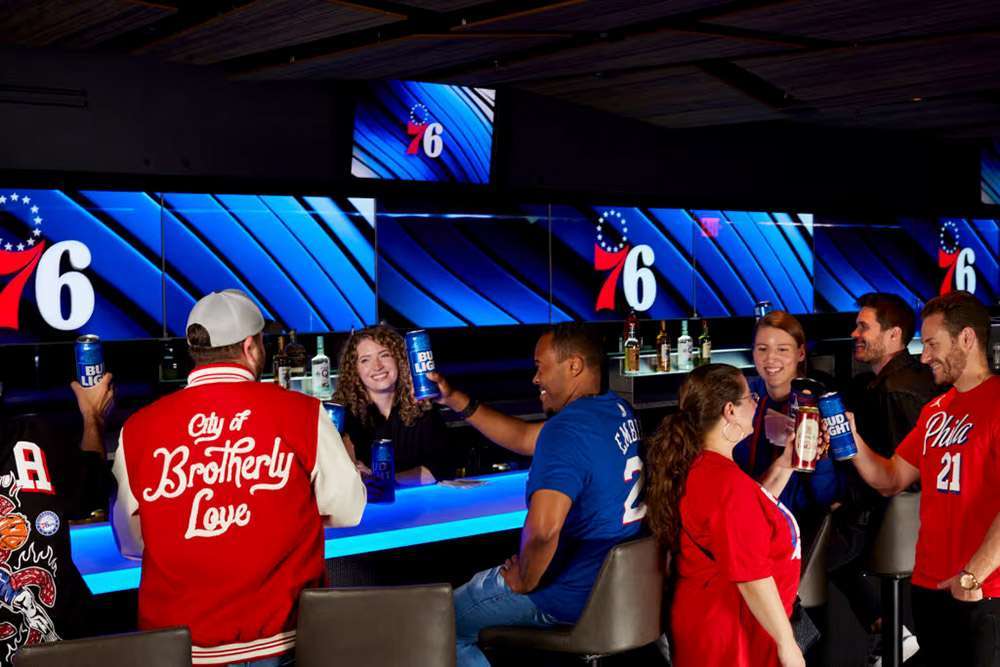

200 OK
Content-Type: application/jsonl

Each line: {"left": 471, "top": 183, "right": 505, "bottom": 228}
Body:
{"left": 405, "top": 330, "right": 441, "bottom": 401}
{"left": 75, "top": 335, "right": 105, "bottom": 387}
{"left": 791, "top": 406, "right": 820, "bottom": 472}
{"left": 370, "top": 438, "right": 396, "bottom": 503}
{"left": 819, "top": 392, "right": 857, "bottom": 461}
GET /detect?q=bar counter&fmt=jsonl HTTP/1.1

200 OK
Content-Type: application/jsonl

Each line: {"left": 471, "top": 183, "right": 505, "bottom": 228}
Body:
{"left": 71, "top": 471, "right": 529, "bottom": 595}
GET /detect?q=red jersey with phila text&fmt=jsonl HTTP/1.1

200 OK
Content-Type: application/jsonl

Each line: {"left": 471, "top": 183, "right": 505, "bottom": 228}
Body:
{"left": 112, "top": 364, "right": 366, "bottom": 664}
{"left": 670, "top": 452, "right": 801, "bottom": 667}
{"left": 896, "top": 375, "right": 1000, "bottom": 597}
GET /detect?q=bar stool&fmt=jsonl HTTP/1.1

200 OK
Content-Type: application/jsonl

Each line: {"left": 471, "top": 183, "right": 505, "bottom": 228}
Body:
{"left": 479, "top": 535, "right": 664, "bottom": 666}
{"left": 798, "top": 513, "right": 833, "bottom": 608}
{"left": 865, "top": 491, "right": 920, "bottom": 667}
{"left": 15, "top": 627, "right": 191, "bottom": 666}
{"left": 295, "top": 583, "right": 455, "bottom": 667}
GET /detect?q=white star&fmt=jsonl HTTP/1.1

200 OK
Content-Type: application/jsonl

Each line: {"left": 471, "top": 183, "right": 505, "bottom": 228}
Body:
{"left": 15, "top": 243, "right": 24, "bottom": 251}
{"left": 0, "top": 196, "right": 6, "bottom": 204}
{"left": 32, "top": 229, "right": 41, "bottom": 237}
{"left": 33, "top": 217, "right": 41, "bottom": 225}
{"left": 26, "top": 238, "right": 35, "bottom": 246}
{"left": 10, "top": 193, "right": 18, "bottom": 202}
{"left": 21, "top": 196, "right": 30, "bottom": 205}
{"left": 30, "top": 206, "right": 38, "bottom": 214}
{"left": 4, "top": 244, "right": 11, "bottom": 251}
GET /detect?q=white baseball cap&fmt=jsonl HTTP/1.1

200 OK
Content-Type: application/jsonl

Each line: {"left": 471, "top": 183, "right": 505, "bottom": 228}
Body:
{"left": 186, "top": 289, "right": 265, "bottom": 348}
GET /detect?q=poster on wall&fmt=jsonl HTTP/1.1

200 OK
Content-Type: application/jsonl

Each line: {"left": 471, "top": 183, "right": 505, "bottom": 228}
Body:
{"left": 351, "top": 80, "right": 495, "bottom": 185}
{"left": 0, "top": 189, "right": 376, "bottom": 343}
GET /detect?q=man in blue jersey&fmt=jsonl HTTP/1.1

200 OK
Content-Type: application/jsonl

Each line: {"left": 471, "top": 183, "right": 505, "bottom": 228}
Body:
{"left": 429, "top": 323, "right": 646, "bottom": 667}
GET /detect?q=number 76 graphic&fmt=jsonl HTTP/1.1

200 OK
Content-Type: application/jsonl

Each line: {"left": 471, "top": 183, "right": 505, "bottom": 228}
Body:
{"left": 594, "top": 243, "right": 657, "bottom": 312}
{"left": 0, "top": 241, "right": 96, "bottom": 331}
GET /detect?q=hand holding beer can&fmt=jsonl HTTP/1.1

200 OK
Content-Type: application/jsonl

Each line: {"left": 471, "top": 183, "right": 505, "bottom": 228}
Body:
{"left": 75, "top": 335, "right": 105, "bottom": 387}
{"left": 405, "top": 330, "right": 441, "bottom": 401}
{"left": 818, "top": 392, "right": 857, "bottom": 461}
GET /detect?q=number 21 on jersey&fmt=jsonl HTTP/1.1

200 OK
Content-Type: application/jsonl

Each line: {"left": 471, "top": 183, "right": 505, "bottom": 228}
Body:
{"left": 935, "top": 451, "right": 961, "bottom": 494}
{"left": 623, "top": 456, "right": 647, "bottom": 524}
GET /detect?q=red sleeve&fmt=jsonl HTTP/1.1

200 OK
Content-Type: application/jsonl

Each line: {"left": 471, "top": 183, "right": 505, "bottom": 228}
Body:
{"left": 710, "top": 476, "right": 774, "bottom": 582}
{"left": 895, "top": 411, "right": 925, "bottom": 468}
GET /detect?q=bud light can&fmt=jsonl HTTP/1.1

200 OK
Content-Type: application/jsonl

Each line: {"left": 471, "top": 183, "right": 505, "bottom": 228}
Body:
{"left": 75, "top": 335, "right": 105, "bottom": 387}
{"left": 371, "top": 438, "right": 395, "bottom": 503}
{"left": 405, "top": 330, "right": 440, "bottom": 401}
{"left": 322, "top": 401, "right": 346, "bottom": 433}
{"left": 819, "top": 392, "right": 857, "bottom": 461}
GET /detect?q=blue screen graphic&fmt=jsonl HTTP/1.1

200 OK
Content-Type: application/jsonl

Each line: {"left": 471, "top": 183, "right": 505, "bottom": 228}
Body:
{"left": 352, "top": 80, "right": 495, "bottom": 185}
{"left": 0, "top": 189, "right": 376, "bottom": 343}
{"left": 983, "top": 140, "right": 1000, "bottom": 205}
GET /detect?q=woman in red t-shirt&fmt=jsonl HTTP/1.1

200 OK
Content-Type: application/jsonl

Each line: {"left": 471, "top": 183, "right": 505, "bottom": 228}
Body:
{"left": 647, "top": 364, "right": 804, "bottom": 667}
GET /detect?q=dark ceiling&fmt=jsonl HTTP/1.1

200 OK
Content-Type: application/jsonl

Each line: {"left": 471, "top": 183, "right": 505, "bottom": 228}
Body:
{"left": 3, "top": 0, "right": 1000, "bottom": 138}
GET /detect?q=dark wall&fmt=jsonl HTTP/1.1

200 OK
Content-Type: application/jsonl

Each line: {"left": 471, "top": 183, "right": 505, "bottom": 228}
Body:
{"left": 0, "top": 45, "right": 980, "bottom": 213}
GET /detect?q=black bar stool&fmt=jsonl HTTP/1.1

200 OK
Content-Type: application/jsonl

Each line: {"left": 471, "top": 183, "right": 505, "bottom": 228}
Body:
{"left": 865, "top": 491, "right": 920, "bottom": 667}
{"left": 15, "top": 627, "right": 191, "bottom": 666}
{"left": 479, "top": 535, "right": 664, "bottom": 666}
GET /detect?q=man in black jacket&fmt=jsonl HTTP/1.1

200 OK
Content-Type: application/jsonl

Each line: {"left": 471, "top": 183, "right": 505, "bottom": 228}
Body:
{"left": 0, "top": 375, "right": 113, "bottom": 665}
{"left": 830, "top": 293, "right": 942, "bottom": 664}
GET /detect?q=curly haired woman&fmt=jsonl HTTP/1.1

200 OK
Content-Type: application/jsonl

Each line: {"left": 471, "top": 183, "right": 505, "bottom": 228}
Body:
{"left": 333, "top": 325, "right": 452, "bottom": 486}
{"left": 646, "top": 364, "right": 804, "bottom": 667}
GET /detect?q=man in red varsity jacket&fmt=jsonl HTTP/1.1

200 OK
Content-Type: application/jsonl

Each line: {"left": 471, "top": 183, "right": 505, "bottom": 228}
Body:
{"left": 111, "top": 289, "right": 366, "bottom": 666}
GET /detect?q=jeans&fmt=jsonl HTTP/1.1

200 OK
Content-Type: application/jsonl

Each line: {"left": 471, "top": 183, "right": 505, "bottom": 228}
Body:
{"left": 911, "top": 585, "right": 1000, "bottom": 666}
{"left": 454, "top": 566, "right": 557, "bottom": 667}
{"left": 225, "top": 651, "right": 295, "bottom": 667}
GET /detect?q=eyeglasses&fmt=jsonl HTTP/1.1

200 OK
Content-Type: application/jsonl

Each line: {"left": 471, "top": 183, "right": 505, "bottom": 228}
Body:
{"left": 742, "top": 392, "right": 760, "bottom": 404}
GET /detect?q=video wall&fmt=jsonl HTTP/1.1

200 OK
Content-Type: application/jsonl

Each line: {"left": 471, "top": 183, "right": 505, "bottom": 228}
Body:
{"left": 982, "top": 139, "right": 1000, "bottom": 205}
{"left": 1, "top": 187, "right": 996, "bottom": 342}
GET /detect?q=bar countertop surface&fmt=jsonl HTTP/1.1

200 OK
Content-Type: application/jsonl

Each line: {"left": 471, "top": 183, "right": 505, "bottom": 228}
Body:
{"left": 72, "top": 471, "right": 529, "bottom": 594}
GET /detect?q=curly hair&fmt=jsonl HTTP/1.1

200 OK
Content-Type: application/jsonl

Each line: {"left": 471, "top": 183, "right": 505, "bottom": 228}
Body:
{"left": 645, "top": 363, "right": 746, "bottom": 552}
{"left": 332, "top": 325, "right": 423, "bottom": 427}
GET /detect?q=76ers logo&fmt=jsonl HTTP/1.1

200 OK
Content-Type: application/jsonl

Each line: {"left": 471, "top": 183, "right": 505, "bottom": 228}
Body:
{"left": 0, "top": 190, "right": 95, "bottom": 332}
{"left": 594, "top": 209, "right": 657, "bottom": 312}
{"left": 406, "top": 104, "right": 444, "bottom": 158}
{"left": 938, "top": 220, "right": 976, "bottom": 296}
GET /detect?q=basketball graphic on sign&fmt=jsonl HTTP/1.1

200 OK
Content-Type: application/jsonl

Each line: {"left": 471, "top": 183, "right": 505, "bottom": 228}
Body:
{"left": 0, "top": 513, "right": 30, "bottom": 551}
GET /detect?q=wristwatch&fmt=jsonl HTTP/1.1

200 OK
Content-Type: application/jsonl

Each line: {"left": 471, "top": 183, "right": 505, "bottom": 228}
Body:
{"left": 457, "top": 397, "right": 481, "bottom": 420}
{"left": 959, "top": 570, "right": 982, "bottom": 591}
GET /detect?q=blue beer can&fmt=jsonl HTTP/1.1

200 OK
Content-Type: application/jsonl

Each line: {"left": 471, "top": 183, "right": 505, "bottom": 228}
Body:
{"left": 818, "top": 392, "right": 857, "bottom": 461}
{"left": 371, "top": 438, "right": 395, "bottom": 503}
{"left": 405, "top": 330, "right": 441, "bottom": 401}
{"left": 322, "top": 401, "right": 346, "bottom": 433}
{"left": 75, "top": 335, "right": 105, "bottom": 388}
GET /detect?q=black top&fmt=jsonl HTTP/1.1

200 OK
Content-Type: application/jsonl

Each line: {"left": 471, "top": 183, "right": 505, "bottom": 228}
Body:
{"left": 344, "top": 403, "right": 453, "bottom": 481}
{"left": 829, "top": 351, "right": 943, "bottom": 570}
{"left": 0, "top": 415, "right": 112, "bottom": 663}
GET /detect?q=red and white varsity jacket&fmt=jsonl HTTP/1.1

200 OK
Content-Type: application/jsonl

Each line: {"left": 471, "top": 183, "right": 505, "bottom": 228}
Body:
{"left": 111, "top": 364, "right": 366, "bottom": 664}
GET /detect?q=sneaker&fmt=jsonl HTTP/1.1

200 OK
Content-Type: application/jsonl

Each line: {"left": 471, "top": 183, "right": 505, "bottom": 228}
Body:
{"left": 867, "top": 625, "right": 919, "bottom": 666}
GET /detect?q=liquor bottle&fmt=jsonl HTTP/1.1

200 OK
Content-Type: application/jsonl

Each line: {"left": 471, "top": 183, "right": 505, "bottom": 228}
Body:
{"left": 286, "top": 330, "right": 308, "bottom": 377}
{"left": 624, "top": 311, "right": 640, "bottom": 374}
{"left": 699, "top": 319, "right": 712, "bottom": 366}
{"left": 311, "top": 335, "right": 333, "bottom": 399}
{"left": 274, "top": 336, "right": 291, "bottom": 389}
{"left": 677, "top": 320, "right": 693, "bottom": 371}
{"left": 655, "top": 320, "right": 671, "bottom": 372}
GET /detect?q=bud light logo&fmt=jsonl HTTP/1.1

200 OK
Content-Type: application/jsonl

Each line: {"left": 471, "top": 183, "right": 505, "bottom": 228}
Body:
{"left": 823, "top": 413, "right": 851, "bottom": 437}
{"left": 413, "top": 350, "right": 435, "bottom": 373}
{"left": 79, "top": 363, "right": 104, "bottom": 387}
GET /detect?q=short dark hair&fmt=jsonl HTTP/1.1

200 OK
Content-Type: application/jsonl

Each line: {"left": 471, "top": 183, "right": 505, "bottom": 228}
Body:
{"left": 187, "top": 323, "right": 246, "bottom": 365}
{"left": 546, "top": 323, "right": 603, "bottom": 373}
{"left": 857, "top": 292, "right": 917, "bottom": 346}
{"left": 921, "top": 291, "right": 989, "bottom": 355}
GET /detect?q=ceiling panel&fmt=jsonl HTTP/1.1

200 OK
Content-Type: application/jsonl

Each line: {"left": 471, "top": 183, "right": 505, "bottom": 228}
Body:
{"left": 450, "top": 29, "right": 798, "bottom": 85}
{"left": 520, "top": 67, "right": 783, "bottom": 128}
{"left": 459, "top": 0, "right": 729, "bottom": 33}
{"left": 241, "top": 33, "right": 564, "bottom": 80}
{"left": 138, "top": 0, "right": 404, "bottom": 64}
{"left": 0, "top": 0, "right": 173, "bottom": 48}
{"left": 387, "top": 0, "right": 498, "bottom": 11}
{"left": 708, "top": 0, "right": 1000, "bottom": 42}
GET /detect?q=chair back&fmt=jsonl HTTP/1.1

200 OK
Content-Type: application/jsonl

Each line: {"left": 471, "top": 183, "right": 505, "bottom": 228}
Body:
{"left": 568, "top": 535, "right": 664, "bottom": 654}
{"left": 296, "top": 584, "right": 455, "bottom": 667}
{"left": 866, "top": 491, "right": 921, "bottom": 576}
{"left": 15, "top": 627, "right": 191, "bottom": 667}
{"left": 798, "top": 513, "right": 833, "bottom": 607}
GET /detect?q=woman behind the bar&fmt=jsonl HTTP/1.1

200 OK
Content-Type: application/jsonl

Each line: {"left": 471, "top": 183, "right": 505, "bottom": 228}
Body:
{"left": 647, "top": 364, "right": 804, "bottom": 667}
{"left": 333, "top": 325, "right": 452, "bottom": 485}
{"left": 735, "top": 310, "right": 843, "bottom": 547}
